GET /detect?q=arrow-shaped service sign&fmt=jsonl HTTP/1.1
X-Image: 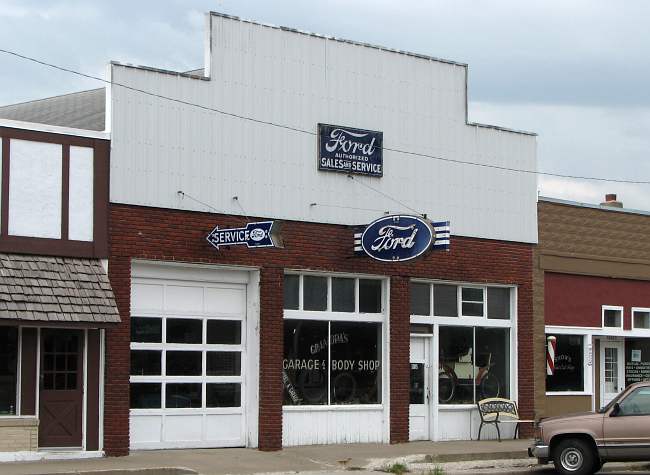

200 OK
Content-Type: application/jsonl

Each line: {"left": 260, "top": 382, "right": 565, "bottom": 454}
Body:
{"left": 206, "top": 221, "right": 276, "bottom": 250}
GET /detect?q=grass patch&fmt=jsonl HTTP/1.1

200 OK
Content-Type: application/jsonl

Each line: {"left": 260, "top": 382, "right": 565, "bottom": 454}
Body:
{"left": 422, "top": 467, "right": 445, "bottom": 475}
{"left": 381, "top": 462, "right": 409, "bottom": 474}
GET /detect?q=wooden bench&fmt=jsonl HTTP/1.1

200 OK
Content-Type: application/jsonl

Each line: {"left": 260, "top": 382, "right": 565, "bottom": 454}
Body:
{"left": 476, "top": 398, "right": 535, "bottom": 441}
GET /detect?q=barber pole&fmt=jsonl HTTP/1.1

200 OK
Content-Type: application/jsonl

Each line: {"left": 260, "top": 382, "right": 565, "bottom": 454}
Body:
{"left": 547, "top": 336, "right": 557, "bottom": 376}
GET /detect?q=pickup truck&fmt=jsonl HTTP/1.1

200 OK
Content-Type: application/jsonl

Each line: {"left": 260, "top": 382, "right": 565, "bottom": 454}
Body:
{"left": 529, "top": 381, "right": 650, "bottom": 475}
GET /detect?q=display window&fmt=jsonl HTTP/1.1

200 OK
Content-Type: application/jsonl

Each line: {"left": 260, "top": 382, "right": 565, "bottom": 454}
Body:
{"left": 0, "top": 326, "right": 18, "bottom": 415}
{"left": 438, "top": 326, "right": 510, "bottom": 404}
{"left": 625, "top": 338, "right": 650, "bottom": 387}
{"left": 283, "top": 273, "right": 385, "bottom": 406}
{"left": 410, "top": 282, "right": 512, "bottom": 320}
{"left": 546, "top": 334, "right": 585, "bottom": 392}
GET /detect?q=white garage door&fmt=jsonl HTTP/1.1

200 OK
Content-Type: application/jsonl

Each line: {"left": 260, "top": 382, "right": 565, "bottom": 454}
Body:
{"left": 129, "top": 264, "right": 248, "bottom": 449}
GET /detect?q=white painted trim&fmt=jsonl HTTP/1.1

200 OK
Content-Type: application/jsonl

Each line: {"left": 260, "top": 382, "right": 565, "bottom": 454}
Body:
{"left": 98, "top": 329, "right": 105, "bottom": 451}
{"left": 602, "top": 305, "right": 624, "bottom": 330}
{"left": 284, "top": 311, "right": 383, "bottom": 322}
{"left": 82, "top": 329, "right": 88, "bottom": 451}
{"left": 600, "top": 339, "right": 626, "bottom": 407}
{"left": 383, "top": 277, "right": 390, "bottom": 444}
{"left": 283, "top": 404, "right": 383, "bottom": 412}
{"left": 432, "top": 316, "right": 512, "bottom": 328}
{"left": 0, "top": 450, "right": 104, "bottom": 463}
{"left": 245, "top": 269, "right": 259, "bottom": 448}
{"left": 631, "top": 307, "right": 650, "bottom": 332}
{"left": 132, "top": 260, "right": 254, "bottom": 283}
{"left": 545, "top": 324, "right": 650, "bottom": 338}
{"left": 0, "top": 118, "right": 109, "bottom": 140}
{"left": 16, "top": 326, "right": 22, "bottom": 416}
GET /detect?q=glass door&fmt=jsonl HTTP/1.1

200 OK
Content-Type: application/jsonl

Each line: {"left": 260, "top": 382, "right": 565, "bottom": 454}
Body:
{"left": 409, "top": 335, "right": 431, "bottom": 440}
{"left": 601, "top": 340, "right": 625, "bottom": 407}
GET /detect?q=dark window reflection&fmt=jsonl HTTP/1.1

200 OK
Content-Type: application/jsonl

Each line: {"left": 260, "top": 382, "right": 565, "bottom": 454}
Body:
{"left": 303, "top": 276, "right": 327, "bottom": 311}
{"left": 332, "top": 278, "right": 355, "bottom": 312}
{"left": 410, "top": 363, "right": 425, "bottom": 404}
{"left": 410, "top": 283, "right": 430, "bottom": 316}
{"left": 487, "top": 288, "right": 510, "bottom": 320}
{"left": 166, "top": 318, "right": 202, "bottom": 344}
{"left": 206, "top": 351, "right": 241, "bottom": 376}
{"left": 546, "top": 334, "right": 584, "bottom": 392}
{"left": 165, "top": 383, "right": 202, "bottom": 408}
{"left": 130, "top": 383, "right": 161, "bottom": 409}
{"left": 476, "top": 327, "right": 509, "bottom": 400}
{"left": 130, "top": 350, "right": 161, "bottom": 375}
{"left": 439, "top": 326, "right": 474, "bottom": 404}
{"left": 207, "top": 320, "right": 241, "bottom": 344}
{"left": 359, "top": 280, "right": 382, "bottom": 313}
{"left": 206, "top": 383, "right": 241, "bottom": 407}
{"left": 284, "top": 275, "right": 300, "bottom": 310}
{"left": 330, "top": 322, "right": 381, "bottom": 404}
{"left": 283, "top": 320, "right": 328, "bottom": 405}
{"left": 166, "top": 351, "right": 202, "bottom": 376}
{"left": 131, "top": 317, "right": 162, "bottom": 343}
{"left": 0, "top": 327, "right": 17, "bottom": 415}
{"left": 434, "top": 285, "right": 457, "bottom": 317}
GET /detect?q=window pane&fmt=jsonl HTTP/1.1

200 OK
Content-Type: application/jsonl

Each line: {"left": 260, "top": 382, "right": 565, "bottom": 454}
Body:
{"left": 284, "top": 274, "right": 299, "bottom": 310}
{"left": 206, "top": 383, "right": 241, "bottom": 407}
{"left": 633, "top": 311, "right": 650, "bottom": 329}
{"left": 332, "top": 278, "right": 355, "bottom": 312}
{"left": 462, "top": 287, "right": 484, "bottom": 302}
{"left": 476, "top": 328, "right": 509, "bottom": 400}
{"left": 0, "top": 327, "right": 18, "bottom": 415}
{"left": 487, "top": 288, "right": 510, "bottom": 320}
{"left": 619, "top": 387, "right": 650, "bottom": 416}
{"left": 206, "top": 351, "right": 241, "bottom": 376}
{"left": 283, "top": 320, "right": 328, "bottom": 405}
{"left": 359, "top": 279, "right": 382, "bottom": 313}
{"left": 434, "top": 285, "right": 457, "bottom": 317}
{"left": 166, "top": 318, "right": 202, "bottom": 344}
{"left": 410, "top": 283, "right": 430, "bottom": 316}
{"left": 130, "top": 383, "right": 161, "bottom": 409}
{"left": 462, "top": 302, "right": 484, "bottom": 317}
{"left": 604, "top": 309, "right": 622, "bottom": 328}
{"left": 626, "top": 339, "right": 650, "bottom": 386}
{"left": 303, "top": 276, "right": 327, "bottom": 311}
{"left": 130, "top": 350, "right": 162, "bottom": 376}
{"left": 165, "top": 383, "right": 202, "bottom": 408}
{"left": 207, "top": 320, "right": 241, "bottom": 344}
{"left": 166, "top": 351, "right": 202, "bottom": 376}
{"left": 330, "top": 322, "right": 382, "bottom": 405}
{"left": 546, "top": 335, "right": 584, "bottom": 392}
{"left": 131, "top": 317, "right": 162, "bottom": 343}
{"left": 439, "top": 326, "right": 474, "bottom": 404}
{"left": 410, "top": 363, "right": 425, "bottom": 404}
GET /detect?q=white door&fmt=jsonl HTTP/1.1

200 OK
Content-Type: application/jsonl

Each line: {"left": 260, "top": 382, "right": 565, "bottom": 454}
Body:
{"left": 601, "top": 341, "right": 625, "bottom": 408}
{"left": 409, "top": 336, "right": 431, "bottom": 441}
{"left": 129, "top": 265, "right": 249, "bottom": 449}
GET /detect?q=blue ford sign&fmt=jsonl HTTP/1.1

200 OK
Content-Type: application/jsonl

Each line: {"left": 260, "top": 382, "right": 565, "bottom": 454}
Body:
{"left": 206, "top": 221, "right": 277, "bottom": 250}
{"left": 318, "top": 123, "right": 383, "bottom": 177}
{"left": 358, "top": 215, "right": 433, "bottom": 262}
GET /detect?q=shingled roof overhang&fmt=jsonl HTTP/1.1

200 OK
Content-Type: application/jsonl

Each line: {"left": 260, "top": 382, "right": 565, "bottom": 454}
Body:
{"left": 0, "top": 254, "right": 120, "bottom": 325}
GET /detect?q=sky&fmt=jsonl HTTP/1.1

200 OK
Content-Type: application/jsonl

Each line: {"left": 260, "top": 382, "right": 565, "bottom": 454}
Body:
{"left": 1, "top": 0, "right": 649, "bottom": 210}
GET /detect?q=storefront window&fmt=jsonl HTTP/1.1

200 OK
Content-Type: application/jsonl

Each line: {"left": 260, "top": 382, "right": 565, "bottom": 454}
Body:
{"left": 461, "top": 287, "right": 484, "bottom": 317}
{"left": 546, "top": 334, "right": 584, "bottom": 392}
{"left": 439, "top": 326, "right": 509, "bottom": 404}
{"left": 0, "top": 326, "right": 18, "bottom": 415}
{"left": 487, "top": 288, "right": 510, "bottom": 320}
{"left": 625, "top": 339, "right": 650, "bottom": 387}
{"left": 411, "top": 282, "right": 511, "bottom": 320}
{"left": 283, "top": 273, "right": 384, "bottom": 406}
{"left": 434, "top": 285, "right": 458, "bottom": 317}
{"left": 410, "top": 282, "right": 430, "bottom": 316}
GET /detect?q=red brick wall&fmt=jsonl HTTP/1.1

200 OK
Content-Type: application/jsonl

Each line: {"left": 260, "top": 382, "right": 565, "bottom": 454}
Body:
{"left": 545, "top": 273, "right": 650, "bottom": 329}
{"left": 107, "top": 204, "right": 534, "bottom": 452}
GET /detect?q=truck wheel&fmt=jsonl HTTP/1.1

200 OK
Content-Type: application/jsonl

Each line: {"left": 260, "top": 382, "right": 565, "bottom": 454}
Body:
{"left": 552, "top": 438, "right": 597, "bottom": 475}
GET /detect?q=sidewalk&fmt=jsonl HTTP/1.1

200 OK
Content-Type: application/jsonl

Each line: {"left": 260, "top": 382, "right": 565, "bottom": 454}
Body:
{"left": 1, "top": 440, "right": 532, "bottom": 475}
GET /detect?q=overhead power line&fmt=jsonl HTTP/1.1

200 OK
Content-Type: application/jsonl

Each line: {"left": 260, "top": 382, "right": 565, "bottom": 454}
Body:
{"left": 1, "top": 48, "right": 649, "bottom": 185}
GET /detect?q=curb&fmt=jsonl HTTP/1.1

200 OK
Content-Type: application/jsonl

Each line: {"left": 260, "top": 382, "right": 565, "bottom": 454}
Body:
{"left": 421, "top": 451, "right": 530, "bottom": 464}
{"left": 28, "top": 468, "right": 197, "bottom": 475}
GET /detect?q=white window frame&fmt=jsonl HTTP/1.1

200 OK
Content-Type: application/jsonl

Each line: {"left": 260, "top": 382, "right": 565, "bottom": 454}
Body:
{"left": 631, "top": 307, "right": 650, "bottom": 333}
{"left": 459, "top": 286, "right": 486, "bottom": 318}
{"left": 545, "top": 333, "right": 592, "bottom": 396}
{"left": 602, "top": 305, "right": 624, "bottom": 330}
{"left": 282, "top": 271, "right": 387, "bottom": 409}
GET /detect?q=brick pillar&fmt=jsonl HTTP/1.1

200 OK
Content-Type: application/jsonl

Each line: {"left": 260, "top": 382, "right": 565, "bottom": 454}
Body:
{"left": 104, "top": 256, "right": 131, "bottom": 456}
{"left": 389, "top": 275, "right": 410, "bottom": 444}
{"left": 258, "top": 267, "right": 283, "bottom": 450}
{"left": 517, "top": 247, "right": 535, "bottom": 436}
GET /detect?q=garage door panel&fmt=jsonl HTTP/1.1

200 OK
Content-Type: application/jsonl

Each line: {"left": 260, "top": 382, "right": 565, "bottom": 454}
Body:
{"left": 205, "top": 414, "right": 243, "bottom": 441}
{"left": 164, "top": 414, "right": 204, "bottom": 442}
{"left": 132, "top": 283, "right": 164, "bottom": 313}
{"left": 165, "top": 285, "right": 204, "bottom": 314}
{"left": 130, "top": 415, "right": 162, "bottom": 443}
{"left": 205, "top": 287, "right": 246, "bottom": 316}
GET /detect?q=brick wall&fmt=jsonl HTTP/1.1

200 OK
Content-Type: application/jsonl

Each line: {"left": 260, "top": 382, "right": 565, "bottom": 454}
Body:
{"left": 0, "top": 418, "right": 38, "bottom": 452}
{"left": 108, "top": 204, "right": 534, "bottom": 452}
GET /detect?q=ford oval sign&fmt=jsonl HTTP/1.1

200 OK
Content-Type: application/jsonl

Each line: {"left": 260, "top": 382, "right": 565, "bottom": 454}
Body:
{"left": 360, "top": 215, "right": 433, "bottom": 262}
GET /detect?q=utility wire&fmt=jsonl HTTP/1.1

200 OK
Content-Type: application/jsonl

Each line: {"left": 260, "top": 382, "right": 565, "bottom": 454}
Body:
{"left": 1, "top": 48, "right": 649, "bottom": 185}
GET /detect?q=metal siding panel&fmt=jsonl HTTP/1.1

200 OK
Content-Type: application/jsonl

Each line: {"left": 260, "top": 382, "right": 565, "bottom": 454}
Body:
{"left": 110, "top": 17, "right": 537, "bottom": 243}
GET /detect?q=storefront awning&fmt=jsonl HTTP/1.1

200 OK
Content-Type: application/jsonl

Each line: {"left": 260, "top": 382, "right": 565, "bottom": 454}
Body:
{"left": 0, "top": 253, "right": 120, "bottom": 324}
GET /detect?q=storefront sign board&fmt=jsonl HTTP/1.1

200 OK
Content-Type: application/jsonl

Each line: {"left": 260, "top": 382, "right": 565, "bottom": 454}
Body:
{"left": 354, "top": 215, "right": 450, "bottom": 262}
{"left": 318, "top": 123, "right": 383, "bottom": 177}
{"left": 206, "top": 220, "right": 277, "bottom": 249}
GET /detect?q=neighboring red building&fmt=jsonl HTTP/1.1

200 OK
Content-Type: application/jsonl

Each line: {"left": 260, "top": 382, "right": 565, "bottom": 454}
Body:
{"left": 535, "top": 195, "right": 650, "bottom": 418}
